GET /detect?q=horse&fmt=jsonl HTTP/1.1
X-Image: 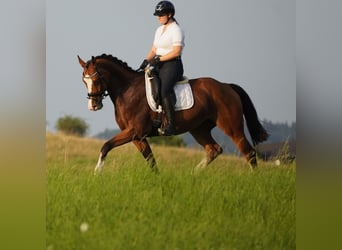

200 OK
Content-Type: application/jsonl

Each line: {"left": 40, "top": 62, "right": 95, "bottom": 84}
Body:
{"left": 77, "top": 54, "right": 269, "bottom": 173}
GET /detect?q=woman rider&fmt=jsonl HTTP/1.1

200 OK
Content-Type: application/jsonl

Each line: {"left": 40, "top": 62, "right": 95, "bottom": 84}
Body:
{"left": 138, "top": 1, "right": 185, "bottom": 136}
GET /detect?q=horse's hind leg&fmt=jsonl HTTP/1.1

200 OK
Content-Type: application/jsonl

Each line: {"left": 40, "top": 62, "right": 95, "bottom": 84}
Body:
{"left": 216, "top": 119, "right": 257, "bottom": 169}
{"left": 132, "top": 139, "right": 158, "bottom": 173}
{"left": 190, "top": 123, "right": 223, "bottom": 170}
{"left": 231, "top": 134, "right": 257, "bottom": 168}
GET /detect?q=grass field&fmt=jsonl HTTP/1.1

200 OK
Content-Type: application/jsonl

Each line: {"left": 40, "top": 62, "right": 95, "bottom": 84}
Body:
{"left": 46, "top": 133, "right": 295, "bottom": 250}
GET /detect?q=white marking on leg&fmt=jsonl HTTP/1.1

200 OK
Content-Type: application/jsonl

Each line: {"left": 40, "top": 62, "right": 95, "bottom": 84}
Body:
{"left": 94, "top": 153, "right": 105, "bottom": 174}
{"left": 193, "top": 157, "right": 208, "bottom": 174}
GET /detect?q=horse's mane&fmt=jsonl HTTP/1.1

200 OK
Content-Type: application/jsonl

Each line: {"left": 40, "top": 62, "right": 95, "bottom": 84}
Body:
{"left": 90, "top": 53, "right": 139, "bottom": 74}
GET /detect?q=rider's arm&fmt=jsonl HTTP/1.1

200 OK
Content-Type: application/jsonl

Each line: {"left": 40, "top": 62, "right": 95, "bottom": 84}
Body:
{"left": 159, "top": 45, "right": 182, "bottom": 62}
{"left": 146, "top": 46, "right": 157, "bottom": 61}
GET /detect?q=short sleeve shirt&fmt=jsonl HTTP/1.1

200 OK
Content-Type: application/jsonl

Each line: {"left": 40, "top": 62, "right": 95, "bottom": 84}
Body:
{"left": 153, "top": 22, "right": 185, "bottom": 56}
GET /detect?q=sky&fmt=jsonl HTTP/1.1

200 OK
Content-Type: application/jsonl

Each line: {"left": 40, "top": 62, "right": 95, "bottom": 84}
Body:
{"left": 46, "top": 0, "right": 295, "bottom": 135}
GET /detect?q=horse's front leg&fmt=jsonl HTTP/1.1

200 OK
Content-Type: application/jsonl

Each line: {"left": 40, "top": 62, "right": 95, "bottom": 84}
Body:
{"left": 94, "top": 153, "right": 105, "bottom": 173}
{"left": 94, "top": 128, "right": 134, "bottom": 173}
{"left": 132, "top": 138, "right": 158, "bottom": 173}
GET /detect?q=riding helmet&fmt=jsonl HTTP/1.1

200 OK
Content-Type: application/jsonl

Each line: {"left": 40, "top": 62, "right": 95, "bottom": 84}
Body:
{"left": 153, "top": 1, "right": 175, "bottom": 16}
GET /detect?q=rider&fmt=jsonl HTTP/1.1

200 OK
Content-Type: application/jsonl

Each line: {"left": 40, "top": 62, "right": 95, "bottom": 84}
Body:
{"left": 138, "top": 1, "right": 185, "bottom": 136}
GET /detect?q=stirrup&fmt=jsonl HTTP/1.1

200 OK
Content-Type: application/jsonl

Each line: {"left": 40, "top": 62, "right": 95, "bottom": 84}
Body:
{"left": 158, "top": 124, "right": 175, "bottom": 136}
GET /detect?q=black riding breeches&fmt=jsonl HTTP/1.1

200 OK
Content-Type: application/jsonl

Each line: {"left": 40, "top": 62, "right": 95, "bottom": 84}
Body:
{"left": 156, "top": 59, "right": 183, "bottom": 99}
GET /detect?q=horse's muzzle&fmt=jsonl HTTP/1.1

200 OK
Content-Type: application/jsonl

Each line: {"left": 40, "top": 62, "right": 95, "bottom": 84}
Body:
{"left": 88, "top": 99, "right": 103, "bottom": 111}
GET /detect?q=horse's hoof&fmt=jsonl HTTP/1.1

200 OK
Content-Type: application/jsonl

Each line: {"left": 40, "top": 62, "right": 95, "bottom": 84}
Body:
{"left": 248, "top": 159, "right": 257, "bottom": 171}
{"left": 248, "top": 164, "right": 257, "bottom": 171}
{"left": 193, "top": 158, "right": 208, "bottom": 174}
{"left": 94, "top": 166, "right": 102, "bottom": 175}
{"left": 152, "top": 167, "right": 160, "bottom": 174}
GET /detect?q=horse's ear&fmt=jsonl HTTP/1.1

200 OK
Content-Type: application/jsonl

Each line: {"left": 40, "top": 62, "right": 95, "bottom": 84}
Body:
{"left": 78, "top": 55, "right": 86, "bottom": 68}
{"left": 91, "top": 56, "right": 96, "bottom": 64}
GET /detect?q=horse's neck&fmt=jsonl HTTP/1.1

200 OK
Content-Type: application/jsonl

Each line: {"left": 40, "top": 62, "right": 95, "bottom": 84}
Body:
{"left": 110, "top": 75, "right": 145, "bottom": 113}
{"left": 103, "top": 62, "right": 143, "bottom": 100}
{"left": 102, "top": 62, "right": 130, "bottom": 82}
{"left": 100, "top": 61, "right": 134, "bottom": 91}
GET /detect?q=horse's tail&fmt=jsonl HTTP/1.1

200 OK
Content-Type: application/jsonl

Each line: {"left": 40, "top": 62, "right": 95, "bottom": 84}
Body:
{"left": 230, "top": 84, "right": 269, "bottom": 145}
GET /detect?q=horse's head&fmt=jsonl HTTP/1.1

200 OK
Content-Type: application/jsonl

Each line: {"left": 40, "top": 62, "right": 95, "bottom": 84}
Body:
{"left": 78, "top": 55, "right": 108, "bottom": 111}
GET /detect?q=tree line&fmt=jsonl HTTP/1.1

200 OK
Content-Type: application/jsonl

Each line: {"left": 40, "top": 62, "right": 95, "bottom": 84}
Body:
{"left": 53, "top": 115, "right": 295, "bottom": 148}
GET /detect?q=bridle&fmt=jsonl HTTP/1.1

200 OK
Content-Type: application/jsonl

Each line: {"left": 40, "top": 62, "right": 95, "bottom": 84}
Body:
{"left": 83, "top": 69, "right": 109, "bottom": 100}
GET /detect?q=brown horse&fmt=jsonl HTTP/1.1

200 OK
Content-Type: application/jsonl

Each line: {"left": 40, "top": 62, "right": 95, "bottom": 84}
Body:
{"left": 77, "top": 54, "right": 268, "bottom": 173}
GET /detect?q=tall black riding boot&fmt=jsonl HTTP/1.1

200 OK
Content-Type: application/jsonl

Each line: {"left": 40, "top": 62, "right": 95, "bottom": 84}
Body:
{"left": 160, "top": 96, "right": 175, "bottom": 136}
{"left": 151, "top": 72, "right": 161, "bottom": 108}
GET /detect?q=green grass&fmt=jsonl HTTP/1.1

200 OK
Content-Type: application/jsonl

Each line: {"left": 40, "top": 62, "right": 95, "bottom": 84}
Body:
{"left": 46, "top": 133, "right": 295, "bottom": 250}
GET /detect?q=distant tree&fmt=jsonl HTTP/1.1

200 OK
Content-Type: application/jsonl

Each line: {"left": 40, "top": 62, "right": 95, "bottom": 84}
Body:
{"left": 55, "top": 115, "right": 89, "bottom": 137}
{"left": 263, "top": 120, "right": 296, "bottom": 142}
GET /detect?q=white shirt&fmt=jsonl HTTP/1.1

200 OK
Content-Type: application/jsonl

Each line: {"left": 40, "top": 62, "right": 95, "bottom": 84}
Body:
{"left": 153, "top": 22, "right": 185, "bottom": 56}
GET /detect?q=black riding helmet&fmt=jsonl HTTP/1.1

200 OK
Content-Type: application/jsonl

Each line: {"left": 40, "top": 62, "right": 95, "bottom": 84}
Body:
{"left": 153, "top": 1, "right": 175, "bottom": 16}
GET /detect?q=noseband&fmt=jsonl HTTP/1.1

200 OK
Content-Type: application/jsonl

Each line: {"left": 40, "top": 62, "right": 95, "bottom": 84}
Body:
{"left": 83, "top": 70, "right": 109, "bottom": 100}
{"left": 87, "top": 91, "right": 109, "bottom": 100}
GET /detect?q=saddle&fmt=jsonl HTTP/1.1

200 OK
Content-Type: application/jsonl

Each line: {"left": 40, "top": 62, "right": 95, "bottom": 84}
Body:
{"left": 145, "top": 71, "right": 194, "bottom": 113}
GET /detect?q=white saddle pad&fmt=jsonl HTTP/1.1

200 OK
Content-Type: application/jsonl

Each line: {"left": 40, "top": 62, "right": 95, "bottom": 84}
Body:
{"left": 145, "top": 73, "right": 194, "bottom": 112}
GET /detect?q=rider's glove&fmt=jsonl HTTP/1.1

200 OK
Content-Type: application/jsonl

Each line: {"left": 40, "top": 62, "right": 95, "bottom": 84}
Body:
{"left": 149, "top": 56, "right": 161, "bottom": 67}
{"left": 137, "top": 59, "right": 148, "bottom": 72}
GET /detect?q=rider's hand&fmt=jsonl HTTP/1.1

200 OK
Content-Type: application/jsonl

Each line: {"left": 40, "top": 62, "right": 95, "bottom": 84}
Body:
{"left": 137, "top": 59, "right": 148, "bottom": 72}
{"left": 149, "top": 56, "right": 160, "bottom": 67}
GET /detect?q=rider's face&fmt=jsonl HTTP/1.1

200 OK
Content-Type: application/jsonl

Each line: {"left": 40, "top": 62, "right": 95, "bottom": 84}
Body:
{"left": 157, "top": 15, "right": 169, "bottom": 25}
